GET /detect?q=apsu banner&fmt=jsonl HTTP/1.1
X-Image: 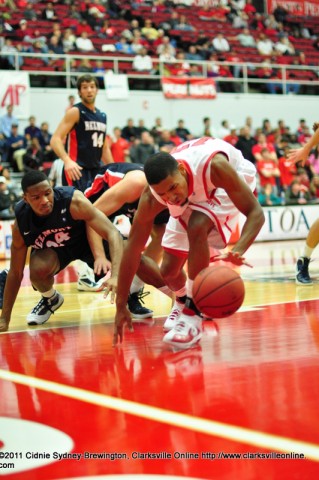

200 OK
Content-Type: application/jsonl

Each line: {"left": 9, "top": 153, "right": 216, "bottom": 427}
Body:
{"left": 267, "top": 0, "right": 319, "bottom": 16}
{"left": 162, "top": 78, "right": 217, "bottom": 99}
{"left": 0, "top": 71, "right": 30, "bottom": 118}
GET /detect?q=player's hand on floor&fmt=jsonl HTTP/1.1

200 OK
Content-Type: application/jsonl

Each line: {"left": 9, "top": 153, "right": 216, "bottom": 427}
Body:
{"left": 213, "top": 251, "right": 253, "bottom": 267}
{"left": 113, "top": 307, "right": 133, "bottom": 346}
{"left": 103, "top": 275, "right": 118, "bottom": 303}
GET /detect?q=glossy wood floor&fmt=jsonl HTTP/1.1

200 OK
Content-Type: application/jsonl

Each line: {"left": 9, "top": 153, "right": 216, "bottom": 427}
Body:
{"left": 1, "top": 239, "right": 319, "bottom": 480}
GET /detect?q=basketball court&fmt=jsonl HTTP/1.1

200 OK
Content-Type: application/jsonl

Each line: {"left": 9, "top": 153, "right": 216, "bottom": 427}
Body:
{"left": 1, "top": 239, "right": 319, "bottom": 479}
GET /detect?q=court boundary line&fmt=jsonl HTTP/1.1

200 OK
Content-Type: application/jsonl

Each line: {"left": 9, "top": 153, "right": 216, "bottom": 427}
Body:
{"left": 0, "top": 369, "right": 318, "bottom": 461}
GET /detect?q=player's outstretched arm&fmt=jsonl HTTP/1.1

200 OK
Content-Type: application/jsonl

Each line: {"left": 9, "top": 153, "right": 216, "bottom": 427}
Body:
{"left": 86, "top": 170, "right": 147, "bottom": 274}
{"left": 211, "top": 154, "right": 265, "bottom": 260}
{"left": 0, "top": 222, "right": 28, "bottom": 332}
{"left": 71, "top": 191, "right": 124, "bottom": 301}
{"left": 288, "top": 122, "right": 319, "bottom": 165}
{"left": 114, "top": 188, "right": 164, "bottom": 345}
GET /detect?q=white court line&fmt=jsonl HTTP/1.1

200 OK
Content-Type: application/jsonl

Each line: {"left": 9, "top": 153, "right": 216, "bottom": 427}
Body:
{"left": 0, "top": 369, "right": 318, "bottom": 462}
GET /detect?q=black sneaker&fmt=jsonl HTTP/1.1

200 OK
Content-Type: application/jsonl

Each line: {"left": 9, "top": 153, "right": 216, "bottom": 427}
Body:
{"left": 27, "top": 292, "right": 64, "bottom": 325}
{"left": 296, "top": 257, "right": 313, "bottom": 285}
{"left": 0, "top": 269, "right": 8, "bottom": 309}
{"left": 127, "top": 288, "right": 153, "bottom": 319}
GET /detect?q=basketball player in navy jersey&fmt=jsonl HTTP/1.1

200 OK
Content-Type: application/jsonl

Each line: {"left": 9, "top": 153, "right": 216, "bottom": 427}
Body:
{"left": 50, "top": 74, "right": 114, "bottom": 292}
{"left": 50, "top": 74, "right": 113, "bottom": 191}
{"left": 113, "top": 137, "right": 264, "bottom": 349}
{"left": 0, "top": 171, "right": 123, "bottom": 332}
{"left": 85, "top": 163, "right": 171, "bottom": 319}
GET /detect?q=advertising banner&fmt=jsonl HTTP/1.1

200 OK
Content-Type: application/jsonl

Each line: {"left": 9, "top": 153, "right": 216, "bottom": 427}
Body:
{"left": 0, "top": 71, "right": 30, "bottom": 118}
{"left": 267, "top": 0, "right": 319, "bottom": 16}
{"left": 162, "top": 78, "right": 217, "bottom": 99}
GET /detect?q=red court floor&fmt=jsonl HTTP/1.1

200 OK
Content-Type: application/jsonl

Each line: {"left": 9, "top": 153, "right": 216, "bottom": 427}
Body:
{"left": 0, "top": 240, "right": 319, "bottom": 480}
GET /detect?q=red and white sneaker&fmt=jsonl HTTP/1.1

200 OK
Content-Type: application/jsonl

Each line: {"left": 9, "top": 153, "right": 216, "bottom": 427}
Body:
{"left": 163, "top": 300, "right": 184, "bottom": 332}
{"left": 163, "top": 312, "right": 202, "bottom": 348}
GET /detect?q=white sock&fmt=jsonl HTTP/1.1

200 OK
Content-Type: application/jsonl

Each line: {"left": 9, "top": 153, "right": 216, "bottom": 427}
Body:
{"left": 304, "top": 245, "right": 314, "bottom": 258}
{"left": 186, "top": 279, "right": 194, "bottom": 298}
{"left": 130, "top": 275, "right": 144, "bottom": 294}
{"left": 42, "top": 288, "right": 56, "bottom": 298}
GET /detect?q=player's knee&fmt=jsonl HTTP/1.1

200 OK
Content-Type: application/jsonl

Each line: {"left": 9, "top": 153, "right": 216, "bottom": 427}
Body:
{"left": 29, "top": 251, "right": 59, "bottom": 281}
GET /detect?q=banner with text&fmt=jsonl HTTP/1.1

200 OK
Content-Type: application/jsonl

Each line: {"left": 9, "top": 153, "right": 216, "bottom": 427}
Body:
{"left": 238, "top": 204, "right": 319, "bottom": 242}
{"left": 0, "top": 71, "right": 30, "bottom": 118}
{"left": 162, "top": 78, "right": 217, "bottom": 99}
{"left": 267, "top": 0, "right": 319, "bottom": 16}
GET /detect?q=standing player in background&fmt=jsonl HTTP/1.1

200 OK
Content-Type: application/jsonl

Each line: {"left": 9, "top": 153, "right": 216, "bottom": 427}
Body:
{"left": 50, "top": 74, "right": 114, "bottom": 291}
{"left": 50, "top": 74, "right": 113, "bottom": 191}
{"left": 289, "top": 122, "right": 319, "bottom": 285}
{"left": 113, "top": 137, "right": 265, "bottom": 349}
{"left": 0, "top": 171, "right": 124, "bottom": 332}
{"left": 85, "top": 162, "right": 170, "bottom": 318}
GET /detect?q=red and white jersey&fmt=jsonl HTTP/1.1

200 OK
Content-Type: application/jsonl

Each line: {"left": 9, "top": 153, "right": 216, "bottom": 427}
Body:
{"left": 151, "top": 137, "right": 256, "bottom": 218}
{"left": 151, "top": 137, "right": 257, "bottom": 250}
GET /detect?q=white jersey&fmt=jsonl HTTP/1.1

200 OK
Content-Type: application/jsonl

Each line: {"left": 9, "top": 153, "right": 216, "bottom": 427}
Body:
{"left": 151, "top": 137, "right": 257, "bottom": 253}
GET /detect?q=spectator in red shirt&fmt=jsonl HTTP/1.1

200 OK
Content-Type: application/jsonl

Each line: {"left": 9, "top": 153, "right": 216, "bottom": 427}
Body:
{"left": 75, "top": 19, "right": 93, "bottom": 37}
{"left": 244, "top": 0, "right": 257, "bottom": 17}
{"left": 256, "top": 148, "right": 281, "bottom": 190}
{"left": 14, "top": 19, "right": 33, "bottom": 41}
{"left": 278, "top": 146, "right": 297, "bottom": 191}
{"left": 223, "top": 127, "right": 238, "bottom": 146}
{"left": 109, "top": 127, "right": 130, "bottom": 163}
{"left": 252, "top": 133, "right": 278, "bottom": 163}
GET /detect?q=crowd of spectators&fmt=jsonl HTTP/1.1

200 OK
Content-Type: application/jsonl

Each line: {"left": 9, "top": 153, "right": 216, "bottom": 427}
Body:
{"left": 0, "top": 100, "right": 319, "bottom": 217}
{"left": 0, "top": 1, "right": 319, "bottom": 92}
{"left": 105, "top": 113, "right": 319, "bottom": 207}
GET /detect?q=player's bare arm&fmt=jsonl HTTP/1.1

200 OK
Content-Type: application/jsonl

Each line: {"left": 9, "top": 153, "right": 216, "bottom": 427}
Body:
{"left": 70, "top": 191, "right": 124, "bottom": 299}
{"left": 288, "top": 122, "right": 319, "bottom": 164}
{"left": 93, "top": 171, "right": 147, "bottom": 216}
{"left": 0, "top": 222, "right": 28, "bottom": 331}
{"left": 114, "top": 188, "right": 166, "bottom": 345}
{"left": 211, "top": 154, "right": 265, "bottom": 263}
{"left": 101, "top": 139, "right": 114, "bottom": 164}
{"left": 86, "top": 171, "right": 147, "bottom": 272}
{"left": 50, "top": 107, "right": 83, "bottom": 181}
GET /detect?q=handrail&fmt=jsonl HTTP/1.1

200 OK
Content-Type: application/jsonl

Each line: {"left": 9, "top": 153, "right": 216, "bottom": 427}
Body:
{"left": 1, "top": 51, "right": 319, "bottom": 93}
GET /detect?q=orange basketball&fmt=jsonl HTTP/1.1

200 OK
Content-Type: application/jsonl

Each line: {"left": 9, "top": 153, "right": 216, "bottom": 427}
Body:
{"left": 193, "top": 265, "right": 245, "bottom": 318}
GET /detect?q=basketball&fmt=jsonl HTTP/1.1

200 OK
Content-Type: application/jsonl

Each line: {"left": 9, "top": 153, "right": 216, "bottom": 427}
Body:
{"left": 193, "top": 266, "right": 245, "bottom": 318}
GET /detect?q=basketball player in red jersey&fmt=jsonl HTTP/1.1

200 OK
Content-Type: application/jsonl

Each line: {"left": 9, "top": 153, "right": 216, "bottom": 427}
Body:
{"left": 50, "top": 74, "right": 114, "bottom": 291}
{"left": 114, "top": 137, "right": 265, "bottom": 349}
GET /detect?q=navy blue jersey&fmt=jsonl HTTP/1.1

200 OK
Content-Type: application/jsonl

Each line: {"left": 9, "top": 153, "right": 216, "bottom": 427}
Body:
{"left": 15, "top": 187, "right": 86, "bottom": 249}
{"left": 85, "top": 163, "right": 169, "bottom": 225}
{"left": 85, "top": 163, "right": 144, "bottom": 222}
{"left": 66, "top": 102, "right": 107, "bottom": 170}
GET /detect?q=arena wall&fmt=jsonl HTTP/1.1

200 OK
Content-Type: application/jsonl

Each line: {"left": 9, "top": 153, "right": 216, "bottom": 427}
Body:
{"left": 25, "top": 89, "right": 318, "bottom": 138}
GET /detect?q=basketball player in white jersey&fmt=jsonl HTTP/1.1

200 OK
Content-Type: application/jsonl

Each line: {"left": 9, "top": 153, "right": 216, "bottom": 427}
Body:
{"left": 114, "top": 137, "right": 265, "bottom": 348}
